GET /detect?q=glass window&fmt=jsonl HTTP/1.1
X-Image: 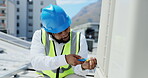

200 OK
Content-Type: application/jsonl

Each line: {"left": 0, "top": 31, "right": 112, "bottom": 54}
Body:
{"left": 17, "top": 23, "right": 19, "bottom": 27}
{"left": 1, "top": 20, "right": 4, "bottom": 23}
{"left": 41, "top": 1, "right": 43, "bottom": 5}
{"left": 17, "top": 30, "right": 19, "bottom": 34}
{"left": 17, "top": 8, "right": 19, "bottom": 12}
{"left": 1, "top": 10, "right": 5, "bottom": 14}
{"left": 28, "top": 0, "right": 33, "bottom": 4}
{"left": 17, "top": 1, "right": 19, "bottom": 5}
{"left": 28, "top": 23, "right": 32, "bottom": 26}
{"left": 17, "top": 15, "right": 19, "bottom": 19}
{"left": 28, "top": 30, "right": 33, "bottom": 32}
{"left": 28, "top": 16, "right": 33, "bottom": 19}
{"left": 28, "top": 9, "right": 33, "bottom": 12}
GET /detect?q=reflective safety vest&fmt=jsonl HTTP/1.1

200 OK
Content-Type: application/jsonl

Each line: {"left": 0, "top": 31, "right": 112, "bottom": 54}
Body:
{"left": 36, "top": 29, "right": 81, "bottom": 78}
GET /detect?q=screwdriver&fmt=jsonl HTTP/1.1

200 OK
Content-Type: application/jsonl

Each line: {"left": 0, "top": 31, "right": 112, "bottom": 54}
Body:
{"left": 78, "top": 58, "right": 89, "bottom": 62}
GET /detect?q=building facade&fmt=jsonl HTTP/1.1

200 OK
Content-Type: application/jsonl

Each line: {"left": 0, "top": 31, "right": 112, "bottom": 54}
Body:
{"left": 0, "top": 0, "right": 7, "bottom": 33}
{"left": 6, "top": 0, "right": 56, "bottom": 41}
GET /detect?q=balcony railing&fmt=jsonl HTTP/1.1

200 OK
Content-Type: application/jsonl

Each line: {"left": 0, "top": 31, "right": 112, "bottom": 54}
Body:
{"left": 0, "top": 14, "right": 6, "bottom": 19}
{"left": 0, "top": 4, "right": 6, "bottom": 7}
{"left": 0, "top": 13, "right": 5, "bottom": 16}
{"left": 0, "top": 26, "right": 5, "bottom": 29}
{"left": 0, "top": 23, "right": 6, "bottom": 29}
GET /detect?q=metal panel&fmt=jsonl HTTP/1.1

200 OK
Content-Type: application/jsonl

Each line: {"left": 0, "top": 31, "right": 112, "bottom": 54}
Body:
{"left": 0, "top": 32, "right": 31, "bottom": 49}
{"left": 95, "top": 0, "right": 148, "bottom": 78}
{"left": 96, "top": 0, "right": 115, "bottom": 77}
{"left": 108, "top": 0, "right": 148, "bottom": 78}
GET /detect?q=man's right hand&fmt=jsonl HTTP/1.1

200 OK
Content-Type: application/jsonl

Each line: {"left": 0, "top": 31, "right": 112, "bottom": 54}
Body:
{"left": 65, "top": 54, "right": 83, "bottom": 66}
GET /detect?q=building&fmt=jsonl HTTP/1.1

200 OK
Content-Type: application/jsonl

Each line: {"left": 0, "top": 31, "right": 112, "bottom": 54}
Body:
{"left": 6, "top": 0, "right": 56, "bottom": 41}
{"left": 0, "top": 0, "right": 7, "bottom": 33}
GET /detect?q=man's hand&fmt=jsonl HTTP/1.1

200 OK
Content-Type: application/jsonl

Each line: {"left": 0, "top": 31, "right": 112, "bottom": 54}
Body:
{"left": 81, "top": 57, "right": 97, "bottom": 70}
{"left": 65, "top": 54, "right": 84, "bottom": 66}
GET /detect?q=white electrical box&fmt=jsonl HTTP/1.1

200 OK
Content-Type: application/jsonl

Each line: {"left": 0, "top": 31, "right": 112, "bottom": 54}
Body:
{"left": 95, "top": 0, "right": 148, "bottom": 78}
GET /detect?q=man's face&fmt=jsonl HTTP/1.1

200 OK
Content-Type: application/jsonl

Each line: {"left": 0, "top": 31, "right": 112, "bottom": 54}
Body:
{"left": 51, "top": 27, "right": 70, "bottom": 43}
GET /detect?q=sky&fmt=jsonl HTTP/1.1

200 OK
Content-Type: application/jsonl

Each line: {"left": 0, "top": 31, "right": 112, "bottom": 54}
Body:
{"left": 56, "top": 0, "right": 98, "bottom": 18}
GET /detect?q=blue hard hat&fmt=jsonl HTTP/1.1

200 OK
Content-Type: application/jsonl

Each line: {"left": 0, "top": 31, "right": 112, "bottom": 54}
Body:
{"left": 41, "top": 4, "right": 71, "bottom": 33}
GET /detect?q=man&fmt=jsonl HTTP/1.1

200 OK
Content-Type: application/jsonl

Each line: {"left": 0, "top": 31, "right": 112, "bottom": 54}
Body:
{"left": 30, "top": 4, "right": 97, "bottom": 78}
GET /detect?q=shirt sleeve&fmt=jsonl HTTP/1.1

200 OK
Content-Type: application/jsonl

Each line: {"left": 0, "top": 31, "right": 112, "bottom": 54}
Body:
{"left": 72, "top": 33, "right": 88, "bottom": 76}
{"left": 30, "top": 30, "right": 68, "bottom": 70}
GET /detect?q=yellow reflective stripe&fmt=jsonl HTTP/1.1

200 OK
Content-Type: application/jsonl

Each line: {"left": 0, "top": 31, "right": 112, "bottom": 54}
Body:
{"left": 76, "top": 32, "right": 80, "bottom": 54}
{"left": 36, "top": 72, "right": 44, "bottom": 77}
{"left": 49, "top": 40, "right": 56, "bottom": 57}
{"left": 41, "top": 28, "right": 46, "bottom": 46}
{"left": 63, "top": 41, "right": 70, "bottom": 55}
{"left": 60, "top": 65, "right": 69, "bottom": 69}
{"left": 42, "top": 70, "right": 56, "bottom": 78}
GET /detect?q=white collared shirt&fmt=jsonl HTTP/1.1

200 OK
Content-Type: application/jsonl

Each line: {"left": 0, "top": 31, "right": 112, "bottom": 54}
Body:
{"left": 30, "top": 29, "right": 88, "bottom": 76}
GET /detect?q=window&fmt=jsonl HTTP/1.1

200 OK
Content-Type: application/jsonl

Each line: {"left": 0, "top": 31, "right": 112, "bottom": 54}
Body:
{"left": 17, "top": 1, "right": 19, "bottom": 5}
{"left": 17, "top": 30, "right": 19, "bottom": 34}
{"left": 17, "top": 23, "right": 19, "bottom": 27}
{"left": 17, "top": 8, "right": 19, "bottom": 12}
{"left": 28, "top": 0, "right": 33, "bottom": 4}
{"left": 28, "top": 9, "right": 33, "bottom": 12}
{"left": 28, "top": 30, "right": 33, "bottom": 32}
{"left": 28, "top": 16, "right": 33, "bottom": 19}
{"left": 41, "top": 1, "right": 43, "bottom": 5}
{"left": 1, "top": 10, "right": 5, "bottom": 14}
{"left": 17, "top": 15, "right": 19, "bottom": 19}
{"left": 28, "top": 23, "right": 32, "bottom": 26}
{"left": 1, "top": 20, "right": 4, "bottom": 23}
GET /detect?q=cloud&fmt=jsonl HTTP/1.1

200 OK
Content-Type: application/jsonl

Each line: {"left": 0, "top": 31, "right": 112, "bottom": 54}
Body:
{"left": 56, "top": 0, "right": 97, "bottom": 5}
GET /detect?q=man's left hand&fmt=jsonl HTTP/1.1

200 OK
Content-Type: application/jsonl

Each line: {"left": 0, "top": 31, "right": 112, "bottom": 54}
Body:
{"left": 81, "top": 57, "right": 97, "bottom": 70}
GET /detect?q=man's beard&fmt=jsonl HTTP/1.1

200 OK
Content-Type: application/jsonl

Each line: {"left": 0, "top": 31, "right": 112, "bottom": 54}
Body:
{"left": 51, "top": 33, "right": 70, "bottom": 44}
